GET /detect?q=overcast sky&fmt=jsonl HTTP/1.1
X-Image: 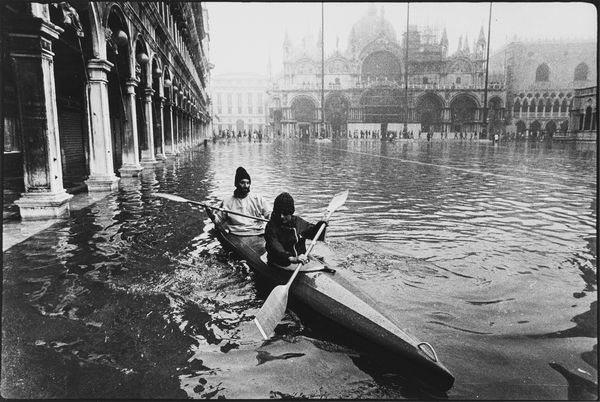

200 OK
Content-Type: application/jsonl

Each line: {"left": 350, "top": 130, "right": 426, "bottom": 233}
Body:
{"left": 206, "top": 2, "right": 597, "bottom": 77}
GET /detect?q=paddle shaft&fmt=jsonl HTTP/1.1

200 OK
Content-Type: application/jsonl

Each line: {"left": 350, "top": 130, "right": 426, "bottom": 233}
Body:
{"left": 189, "top": 199, "right": 269, "bottom": 222}
{"left": 285, "top": 208, "right": 335, "bottom": 287}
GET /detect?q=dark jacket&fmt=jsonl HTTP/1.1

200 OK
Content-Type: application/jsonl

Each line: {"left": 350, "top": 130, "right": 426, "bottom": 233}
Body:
{"left": 265, "top": 216, "right": 327, "bottom": 267}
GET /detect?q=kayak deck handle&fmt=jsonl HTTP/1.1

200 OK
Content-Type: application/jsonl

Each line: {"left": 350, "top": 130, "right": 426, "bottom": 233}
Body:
{"left": 418, "top": 342, "right": 439, "bottom": 362}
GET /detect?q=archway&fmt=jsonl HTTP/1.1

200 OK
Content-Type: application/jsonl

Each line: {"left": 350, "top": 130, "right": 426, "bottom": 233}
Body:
{"left": 530, "top": 120, "right": 541, "bottom": 138}
{"left": 105, "top": 7, "right": 131, "bottom": 174}
{"left": 450, "top": 94, "right": 478, "bottom": 132}
{"left": 488, "top": 97, "right": 503, "bottom": 133}
{"left": 516, "top": 120, "right": 526, "bottom": 134}
{"left": 360, "top": 86, "right": 403, "bottom": 123}
{"left": 134, "top": 38, "right": 150, "bottom": 160}
{"left": 49, "top": 2, "right": 93, "bottom": 186}
{"left": 416, "top": 93, "right": 443, "bottom": 132}
{"left": 324, "top": 93, "right": 349, "bottom": 137}
{"left": 545, "top": 120, "right": 556, "bottom": 137}
{"left": 361, "top": 51, "right": 402, "bottom": 83}
{"left": 151, "top": 56, "right": 163, "bottom": 157}
{"left": 291, "top": 96, "right": 316, "bottom": 138}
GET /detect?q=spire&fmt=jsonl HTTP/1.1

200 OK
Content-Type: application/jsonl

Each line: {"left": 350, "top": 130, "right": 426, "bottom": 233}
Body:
{"left": 478, "top": 25, "right": 486, "bottom": 44}
{"left": 283, "top": 29, "right": 291, "bottom": 46}
{"left": 464, "top": 33, "right": 470, "bottom": 53}
{"left": 440, "top": 26, "right": 448, "bottom": 47}
{"left": 457, "top": 35, "right": 462, "bottom": 53}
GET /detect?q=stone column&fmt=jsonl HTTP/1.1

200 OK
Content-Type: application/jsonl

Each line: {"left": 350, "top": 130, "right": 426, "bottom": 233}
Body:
{"left": 119, "top": 78, "right": 143, "bottom": 176}
{"left": 172, "top": 104, "right": 179, "bottom": 155}
{"left": 11, "top": 19, "right": 73, "bottom": 219}
{"left": 84, "top": 59, "right": 120, "bottom": 192}
{"left": 165, "top": 101, "right": 175, "bottom": 155}
{"left": 140, "top": 88, "right": 157, "bottom": 166}
{"left": 155, "top": 96, "right": 166, "bottom": 160}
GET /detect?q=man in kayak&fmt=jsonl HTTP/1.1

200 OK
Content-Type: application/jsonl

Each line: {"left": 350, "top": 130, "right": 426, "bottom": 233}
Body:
{"left": 205, "top": 166, "right": 271, "bottom": 236}
{"left": 264, "top": 192, "right": 328, "bottom": 270}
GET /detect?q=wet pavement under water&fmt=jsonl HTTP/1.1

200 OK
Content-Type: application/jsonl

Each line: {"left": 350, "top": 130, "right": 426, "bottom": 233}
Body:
{"left": 2, "top": 138, "right": 597, "bottom": 399}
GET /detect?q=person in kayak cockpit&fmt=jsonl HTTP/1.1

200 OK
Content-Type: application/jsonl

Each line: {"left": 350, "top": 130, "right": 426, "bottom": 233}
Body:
{"left": 264, "top": 192, "right": 328, "bottom": 270}
{"left": 205, "top": 166, "right": 271, "bottom": 236}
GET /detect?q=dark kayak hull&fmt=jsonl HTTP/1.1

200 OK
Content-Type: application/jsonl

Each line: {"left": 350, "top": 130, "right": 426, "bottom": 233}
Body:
{"left": 214, "top": 227, "right": 455, "bottom": 392}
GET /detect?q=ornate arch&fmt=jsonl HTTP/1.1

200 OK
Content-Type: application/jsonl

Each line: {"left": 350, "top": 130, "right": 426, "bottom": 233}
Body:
{"left": 290, "top": 95, "right": 317, "bottom": 122}
{"left": 358, "top": 37, "right": 403, "bottom": 63}
{"left": 447, "top": 57, "right": 475, "bottom": 74}
{"left": 360, "top": 50, "right": 402, "bottom": 83}
{"left": 448, "top": 92, "right": 481, "bottom": 108}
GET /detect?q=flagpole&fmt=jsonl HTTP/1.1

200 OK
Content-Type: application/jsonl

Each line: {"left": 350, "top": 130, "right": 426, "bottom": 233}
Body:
{"left": 482, "top": 2, "right": 492, "bottom": 138}
{"left": 403, "top": 2, "right": 409, "bottom": 137}
{"left": 321, "top": 2, "right": 325, "bottom": 138}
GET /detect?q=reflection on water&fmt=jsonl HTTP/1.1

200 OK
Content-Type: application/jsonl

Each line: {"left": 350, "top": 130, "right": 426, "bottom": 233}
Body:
{"left": 2, "top": 139, "right": 597, "bottom": 399}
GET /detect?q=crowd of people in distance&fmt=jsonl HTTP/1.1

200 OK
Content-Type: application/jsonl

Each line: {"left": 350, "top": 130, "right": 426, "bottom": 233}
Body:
{"left": 213, "top": 129, "right": 265, "bottom": 142}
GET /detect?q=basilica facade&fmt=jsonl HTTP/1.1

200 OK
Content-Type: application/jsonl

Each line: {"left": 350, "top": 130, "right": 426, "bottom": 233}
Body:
{"left": 267, "top": 5, "right": 596, "bottom": 140}
{"left": 267, "top": 5, "right": 506, "bottom": 139}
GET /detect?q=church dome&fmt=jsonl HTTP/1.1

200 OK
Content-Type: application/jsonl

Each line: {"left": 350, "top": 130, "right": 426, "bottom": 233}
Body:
{"left": 347, "top": 5, "right": 397, "bottom": 54}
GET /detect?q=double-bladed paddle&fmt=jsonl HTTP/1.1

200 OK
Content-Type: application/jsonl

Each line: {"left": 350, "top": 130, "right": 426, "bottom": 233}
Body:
{"left": 154, "top": 192, "right": 269, "bottom": 222}
{"left": 254, "top": 190, "right": 349, "bottom": 340}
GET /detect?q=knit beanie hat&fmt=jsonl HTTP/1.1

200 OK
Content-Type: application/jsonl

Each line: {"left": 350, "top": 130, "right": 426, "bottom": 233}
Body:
{"left": 234, "top": 166, "right": 251, "bottom": 186}
{"left": 273, "top": 192, "right": 295, "bottom": 216}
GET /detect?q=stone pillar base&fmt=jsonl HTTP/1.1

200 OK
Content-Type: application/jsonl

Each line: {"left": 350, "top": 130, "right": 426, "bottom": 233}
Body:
{"left": 85, "top": 175, "right": 120, "bottom": 192}
{"left": 14, "top": 190, "right": 73, "bottom": 220}
{"left": 155, "top": 153, "right": 167, "bottom": 161}
{"left": 119, "top": 164, "right": 143, "bottom": 177}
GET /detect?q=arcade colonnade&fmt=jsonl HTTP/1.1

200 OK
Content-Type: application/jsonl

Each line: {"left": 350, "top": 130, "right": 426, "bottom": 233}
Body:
{"left": 2, "top": 2, "right": 211, "bottom": 219}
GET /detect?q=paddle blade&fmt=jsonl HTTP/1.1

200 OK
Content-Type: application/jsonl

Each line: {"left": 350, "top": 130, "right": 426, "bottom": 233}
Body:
{"left": 254, "top": 285, "right": 289, "bottom": 340}
{"left": 154, "top": 193, "right": 190, "bottom": 203}
{"left": 327, "top": 190, "right": 349, "bottom": 213}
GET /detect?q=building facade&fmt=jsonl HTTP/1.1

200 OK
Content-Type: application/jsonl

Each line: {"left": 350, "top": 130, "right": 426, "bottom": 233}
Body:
{"left": 2, "top": 1, "right": 211, "bottom": 219}
{"left": 267, "top": 5, "right": 505, "bottom": 139}
{"left": 489, "top": 38, "right": 597, "bottom": 138}
{"left": 267, "top": 5, "right": 597, "bottom": 141}
{"left": 210, "top": 73, "right": 269, "bottom": 136}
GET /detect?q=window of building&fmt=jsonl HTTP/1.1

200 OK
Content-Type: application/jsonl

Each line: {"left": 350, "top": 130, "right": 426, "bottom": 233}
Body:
{"left": 584, "top": 106, "right": 593, "bottom": 130}
{"left": 574, "top": 62, "right": 589, "bottom": 81}
{"left": 237, "top": 93, "right": 242, "bottom": 106}
{"left": 217, "top": 106, "right": 222, "bottom": 114}
{"left": 455, "top": 77, "right": 461, "bottom": 84}
{"left": 228, "top": 106, "right": 232, "bottom": 114}
{"left": 258, "top": 106, "right": 263, "bottom": 114}
{"left": 248, "top": 93, "right": 253, "bottom": 105}
{"left": 257, "top": 93, "right": 262, "bottom": 104}
{"left": 423, "top": 77, "right": 429, "bottom": 84}
{"left": 535, "top": 63, "right": 550, "bottom": 82}
{"left": 216, "top": 93, "right": 222, "bottom": 105}
{"left": 248, "top": 106, "right": 253, "bottom": 114}
{"left": 513, "top": 99, "right": 521, "bottom": 117}
{"left": 226, "top": 93, "right": 232, "bottom": 106}
{"left": 238, "top": 106, "right": 242, "bottom": 114}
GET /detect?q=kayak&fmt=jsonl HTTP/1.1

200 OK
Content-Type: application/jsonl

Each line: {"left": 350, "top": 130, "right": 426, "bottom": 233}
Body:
{"left": 210, "top": 222, "right": 455, "bottom": 392}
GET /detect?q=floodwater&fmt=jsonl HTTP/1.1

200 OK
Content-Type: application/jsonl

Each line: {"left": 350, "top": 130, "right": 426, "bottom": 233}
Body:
{"left": 2, "top": 138, "right": 597, "bottom": 399}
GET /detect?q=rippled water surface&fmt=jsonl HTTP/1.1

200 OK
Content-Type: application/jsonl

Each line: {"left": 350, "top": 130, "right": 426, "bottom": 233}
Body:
{"left": 2, "top": 138, "right": 597, "bottom": 399}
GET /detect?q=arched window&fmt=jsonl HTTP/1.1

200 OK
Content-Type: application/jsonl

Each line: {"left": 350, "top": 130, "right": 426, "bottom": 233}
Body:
{"left": 522, "top": 99, "right": 528, "bottom": 114}
{"left": 560, "top": 98, "right": 567, "bottom": 114}
{"left": 513, "top": 99, "right": 521, "bottom": 117}
{"left": 538, "top": 99, "right": 544, "bottom": 115}
{"left": 529, "top": 98, "right": 536, "bottom": 113}
{"left": 584, "top": 106, "right": 593, "bottom": 130}
{"left": 552, "top": 99, "right": 560, "bottom": 113}
{"left": 456, "top": 77, "right": 461, "bottom": 84}
{"left": 545, "top": 98, "right": 552, "bottom": 114}
{"left": 535, "top": 63, "right": 550, "bottom": 82}
{"left": 574, "top": 62, "right": 589, "bottom": 81}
